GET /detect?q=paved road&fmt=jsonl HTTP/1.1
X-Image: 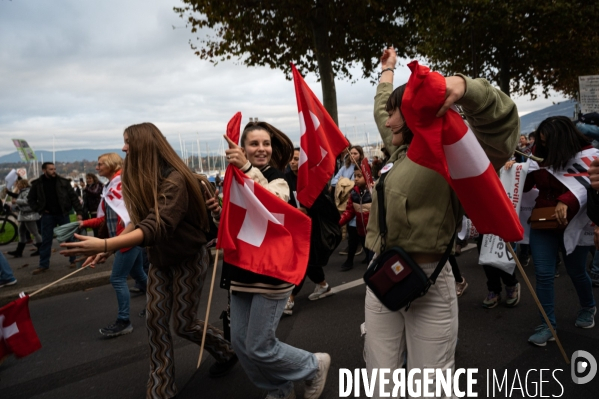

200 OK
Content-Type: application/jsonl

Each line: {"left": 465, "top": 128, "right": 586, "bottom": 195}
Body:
{"left": 1, "top": 247, "right": 598, "bottom": 398}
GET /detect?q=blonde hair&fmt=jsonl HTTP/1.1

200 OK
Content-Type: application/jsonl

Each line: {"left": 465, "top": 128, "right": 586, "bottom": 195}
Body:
{"left": 98, "top": 153, "right": 123, "bottom": 174}
{"left": 17, "top": 179, "right": 30, "bottom": 189}
{"left": 121, "top": 123, "right": 208, "bottom": 230}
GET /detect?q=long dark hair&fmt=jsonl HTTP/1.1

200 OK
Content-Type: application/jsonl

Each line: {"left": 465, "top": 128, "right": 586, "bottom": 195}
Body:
{"left": 240, "top": 121, "right": 294, "bottom": 171}
{"left": 533, "top": 116, "right": 590, "bottom": 170}
{"left": 344, "top": 145, "right": 365, "bottom": 168}
{"left": 385, "top": 84, "right": 414, "bottom": 145}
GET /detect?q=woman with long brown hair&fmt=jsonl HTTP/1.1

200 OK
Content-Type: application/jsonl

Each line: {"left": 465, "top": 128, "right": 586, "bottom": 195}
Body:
{"left": 61, "top": 123, "right": 236, "bottom": 398}
{"left": 207, "top": 121, "right": 331, "bottom": 399}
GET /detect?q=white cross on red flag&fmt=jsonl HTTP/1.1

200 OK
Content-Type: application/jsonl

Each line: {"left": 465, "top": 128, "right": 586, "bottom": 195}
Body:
{"left": 216, "top": 113, "right": 312, "bottom": 285}
{"left": 292, "top": 64, "right": 349, "bottom": 207}
{"left": 402, "top": 61, "right": 523, "bottom": 242}
{"left": 0, "top": 295, "right": 42, "bottom": 360}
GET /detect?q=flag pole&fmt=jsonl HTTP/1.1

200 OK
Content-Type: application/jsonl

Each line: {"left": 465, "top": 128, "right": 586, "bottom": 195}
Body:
{"left": 506, "top": 243, "right": 570, "bottom": 364}
{"left": 29, "top": 263, "right": 93, "bottom": 298}
{"left": 197, "top": 247, "right": 220, "bottom": 368}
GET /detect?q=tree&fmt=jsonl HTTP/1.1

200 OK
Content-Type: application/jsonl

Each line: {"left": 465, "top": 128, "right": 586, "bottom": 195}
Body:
{"left": 400, "top": 0, "right": 599, "bottom": 98}
{"left": 174, "top": 0, "right": 407, "bottom": 125}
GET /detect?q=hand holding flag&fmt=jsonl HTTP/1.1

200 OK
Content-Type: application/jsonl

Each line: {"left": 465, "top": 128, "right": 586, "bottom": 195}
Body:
{"left": 403, "top": 61, "right": 523, "bottom": 242}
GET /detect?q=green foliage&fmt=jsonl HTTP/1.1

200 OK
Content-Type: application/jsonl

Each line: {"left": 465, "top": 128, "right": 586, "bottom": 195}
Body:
{"left": 174, "top": 1, "right": 407, "bottom": 82}
{"left": 400, "top": 0, "right": 599, "bottom": 98}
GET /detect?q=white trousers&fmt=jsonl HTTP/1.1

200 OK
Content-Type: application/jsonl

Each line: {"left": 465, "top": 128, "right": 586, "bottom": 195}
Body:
{"left": 364, "top": 261, "right": 459, "bottom": 399}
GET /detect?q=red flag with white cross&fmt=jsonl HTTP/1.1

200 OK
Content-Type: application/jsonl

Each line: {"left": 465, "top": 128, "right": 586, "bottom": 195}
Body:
{"left": 0, "top": 295, "right": 42, "bottom": 360}
{"left": 402, "top": 61, "right": 523, "bottom": 242}
{"left": 292, "top": 64, "right": 349, "bottom": 207}
{"left": 216, "top": 165, "right": 311, "bottom": 285}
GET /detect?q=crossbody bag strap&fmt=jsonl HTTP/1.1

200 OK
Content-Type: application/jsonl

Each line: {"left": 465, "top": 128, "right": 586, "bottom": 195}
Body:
{"left": 376, "top": 171, "right": 388, "bottom": 252}
{"left": 428, "top": 232, "right": 457, "bottom": 284}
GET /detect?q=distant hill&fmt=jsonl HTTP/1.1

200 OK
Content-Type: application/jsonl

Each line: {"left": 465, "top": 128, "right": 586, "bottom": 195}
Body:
{"left": 0, "top": 149, "right": 124, "bottom": 163}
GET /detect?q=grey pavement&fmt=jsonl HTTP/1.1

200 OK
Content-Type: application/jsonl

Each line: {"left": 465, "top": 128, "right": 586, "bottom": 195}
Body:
{"left": 1, "top": 239, "right": 115, "bottom": 306}
{"left": 0, "top": 243, "right": 598, "bottom": 398}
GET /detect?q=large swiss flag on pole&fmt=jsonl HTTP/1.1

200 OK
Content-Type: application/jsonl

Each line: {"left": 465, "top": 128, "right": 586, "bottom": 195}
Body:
{"left": 0, "top": 295, "right": 42, "bottom": 360}
{"left": 216, "top": 113, "right": 312, "bottom": 285}
{"left": 292, "top": 64, "right": 349, "bottom": 207}
{"left": 402, "top": 61, "right": 523, "bottom": 242}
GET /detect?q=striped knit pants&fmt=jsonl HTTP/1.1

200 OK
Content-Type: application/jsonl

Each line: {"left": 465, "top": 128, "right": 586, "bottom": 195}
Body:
{"left": 145, "top": 246, "right": 235, "bottom": 399}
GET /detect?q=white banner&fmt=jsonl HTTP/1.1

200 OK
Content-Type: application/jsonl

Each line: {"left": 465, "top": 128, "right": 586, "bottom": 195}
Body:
{"left": 579, "top": 75, "right": 599, "bottom": 114}
{"left": 479, "top": 162, "right": 529, "bottom": 274}
{"left": 517, "top": 188, "right": 539, "bottom": 245}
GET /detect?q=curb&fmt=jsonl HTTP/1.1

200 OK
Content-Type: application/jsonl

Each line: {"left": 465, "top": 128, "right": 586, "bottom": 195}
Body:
{"left": 0, "top": 270, "right": 113, "bottom": 306}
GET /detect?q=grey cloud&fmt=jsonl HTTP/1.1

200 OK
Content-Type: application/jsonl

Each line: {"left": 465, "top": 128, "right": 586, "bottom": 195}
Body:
{"left": 0, "top": 0, "right": 568, "bottom": 158}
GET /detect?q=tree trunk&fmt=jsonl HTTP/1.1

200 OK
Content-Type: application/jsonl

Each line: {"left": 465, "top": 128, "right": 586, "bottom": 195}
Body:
{"left": 309, "top": 2, "right": 339, "bottom": 126}
{"left": 498, "top": 50, "right": 511, "bottom": 96}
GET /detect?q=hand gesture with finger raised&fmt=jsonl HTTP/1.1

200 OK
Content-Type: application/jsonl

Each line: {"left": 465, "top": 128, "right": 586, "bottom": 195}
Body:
{"left": 224, "top": 134, "right": 247, "bottom": 169}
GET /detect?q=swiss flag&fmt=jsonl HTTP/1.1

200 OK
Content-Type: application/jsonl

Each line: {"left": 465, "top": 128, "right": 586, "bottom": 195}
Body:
{"left": 217, "top": 161, "right": 312, "bottom": 286}
{"left": 361, "top": 158, "right": 374, "bottom": 190}
{"left": 402, "top": 61, "right": 523, "bottom": 242}
{"left": 0, "top": 295, "right": 42, "bottom": 360}
{"left": 292, "top": 64, "right": 349, "bottom": 207}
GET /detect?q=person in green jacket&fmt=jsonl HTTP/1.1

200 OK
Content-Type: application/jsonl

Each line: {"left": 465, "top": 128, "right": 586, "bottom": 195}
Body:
{"left": 364, "top": 47, "right": 519, "bottom": 398}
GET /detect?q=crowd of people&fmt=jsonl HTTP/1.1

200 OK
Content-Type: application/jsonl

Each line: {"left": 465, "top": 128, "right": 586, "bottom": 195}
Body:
{"left": 1, "top": 46, "right": 599, "bottom": 399}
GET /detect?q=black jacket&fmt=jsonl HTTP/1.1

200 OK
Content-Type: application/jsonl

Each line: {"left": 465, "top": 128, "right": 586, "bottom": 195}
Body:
{"left": 28, "top": 174, "right": 83, "bottom": 215}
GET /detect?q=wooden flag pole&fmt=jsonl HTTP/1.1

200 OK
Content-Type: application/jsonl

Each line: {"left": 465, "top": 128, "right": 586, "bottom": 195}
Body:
{"left": 29, "top": 263, "right": 93, "bottom": 298}
{"left": 506, "top": 243, "right": 570, "bottom": 364}
{"left": 197, "top": 248, "right": 220, "bottom": 368}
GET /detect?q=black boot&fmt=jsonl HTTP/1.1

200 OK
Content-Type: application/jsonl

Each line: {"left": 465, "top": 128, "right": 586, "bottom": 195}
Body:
{"left": 30, "top": 242, "right": 41, "bottom": 257}
{"left": 7, "top": 242, "right": 26, "bottom": 258}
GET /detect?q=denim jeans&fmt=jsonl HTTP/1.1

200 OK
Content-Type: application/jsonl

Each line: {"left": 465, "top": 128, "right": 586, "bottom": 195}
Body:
{"left": 39, "top": 213, "right": 74, "bottom": 269}
{"left": 0, "top": 252, "right": 16, "bottom": 281}
{"left": 529, "top": 229, "right": 595, "bottom": 328}
{"left": 111, "top": 246, "right": 146, "bottom": 321}
{"left": 591, "top": 251, "right": 599, "bottom": 275}
{"left": 230, "top": 292, "right": 319, "bottom": 398}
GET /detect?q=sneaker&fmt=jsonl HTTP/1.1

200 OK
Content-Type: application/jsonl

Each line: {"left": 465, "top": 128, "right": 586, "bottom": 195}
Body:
{"left": 308, "top": 284, "right": 333, "bottom": 301}
{"left": 32, "top": 267, "right": 48, "bottom": 275}
{"left": 528, "top": 325, "right": 555, "bottom": 347}
{"left": 575, "top": 307, "right": 596, "bottom": 329}
{"left": 265, "top": 390, "right": 296, "bottom": 399}
{"left": 590, "top": 272, "right": 599, "bottom": 287}
{"left": 99, "top": 319, "right": 133, "bottom": 337}
{"left": 304, "top": 353, "right": 331, "bottom": 399}
{"left": 283, "top": 298, "right": 294, "bottom": 316}
{"left": 455, "top": 277, "right": 468, "bottom": 297}
{"left": 554, "top": 268, "right": 560, "bottom": 278}
{"left": 505, "top": 283, "right": 521, "bottom": 307}
{"left": 209, "top": 354, "right": 238, "bottom": 378}
{"left": 518, "top": 256, "right": 529, "bottom": 267}
{"left": 482, "top": 291, "right": 500, "bottom": 309}
{"left": 340, "top": 262, "right": 353, "bottom": 272}
{"left": 355, "top": 246, "right": 363, "bottom": 256}
{"left": 30, "top": 250, "right": 40, "bottom": 256}
{"left": 338, "top": 246, "right": 349, "bottom": 255}
{"left": 0, "top": 278, "right": 17, "bottom": 288}
{"left": 69, "top": 263, "right": 77, "bottom": 269}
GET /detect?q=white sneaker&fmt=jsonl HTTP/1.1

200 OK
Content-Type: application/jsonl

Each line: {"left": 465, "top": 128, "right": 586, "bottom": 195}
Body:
{"left": 304, "top": 353, "right": 331, "bottom": 399}
{"left": 283, "top": 298, "right": 294, "bottom": 316}
{"left": 308, "top": 284, "right": 333, "bottom": 301}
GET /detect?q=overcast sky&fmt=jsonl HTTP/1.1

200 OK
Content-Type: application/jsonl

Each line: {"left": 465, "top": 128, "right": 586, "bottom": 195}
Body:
{"left": 0, "top": 0, "right": 569, "bottom": 158}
